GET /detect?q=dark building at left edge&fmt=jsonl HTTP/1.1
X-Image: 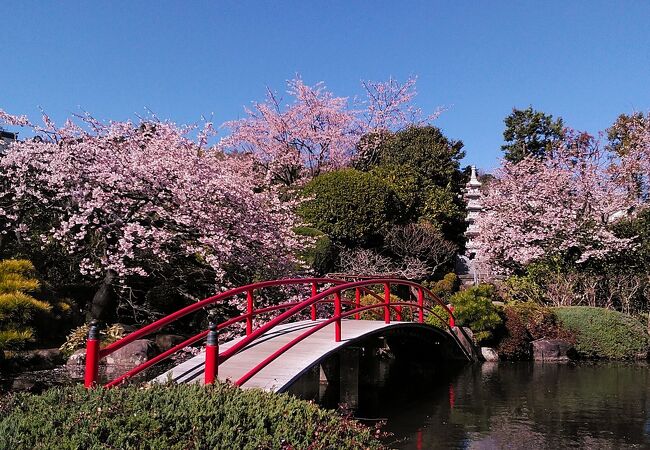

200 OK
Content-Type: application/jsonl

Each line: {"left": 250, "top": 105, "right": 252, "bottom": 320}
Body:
{"left": 0, "top": 129, "right": 18, "bottom": 155}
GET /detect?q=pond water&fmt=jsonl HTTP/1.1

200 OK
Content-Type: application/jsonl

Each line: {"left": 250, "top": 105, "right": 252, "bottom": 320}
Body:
{"left": 344, "top": 361, "right": 650, "bottom": 449}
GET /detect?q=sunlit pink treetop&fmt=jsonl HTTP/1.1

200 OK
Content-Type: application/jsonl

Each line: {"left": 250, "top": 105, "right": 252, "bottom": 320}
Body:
{"left": 220, "top": 76, "right": 438, "bottom": 185}
{"left": 219, "top": 78, "right": 360, "bottom": 185}
{"left": 0, "top": 112, "right": 303, "bottom": 290}
{"left": 475, "top": 130, "right": 637, "bottom": 274}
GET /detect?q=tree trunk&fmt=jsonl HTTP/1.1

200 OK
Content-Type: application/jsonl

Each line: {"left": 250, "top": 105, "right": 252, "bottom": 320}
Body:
{"left": 86, "top": 270, "right": 117, "bottom": 322}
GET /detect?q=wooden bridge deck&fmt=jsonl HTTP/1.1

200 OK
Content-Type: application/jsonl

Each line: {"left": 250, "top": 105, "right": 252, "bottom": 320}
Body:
{"left": 154, "top": 319, "right": 418, "bottom": 392}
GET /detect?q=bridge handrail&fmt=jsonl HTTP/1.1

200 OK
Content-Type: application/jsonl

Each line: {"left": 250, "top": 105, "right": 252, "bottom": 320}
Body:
{"left": 234, "top": 301, "right": 466, "bottom": 387}
{"left": 103, "top": 294, "right": 411, "bottom": 388}
{"left": 99, "top": 277, "right": 348, "bottom": 358}
{"left": 210, "top": 279, "right": 465, "bottom": 376}
{"left": 85, "top": 277, "right": 457, "bottom": 387}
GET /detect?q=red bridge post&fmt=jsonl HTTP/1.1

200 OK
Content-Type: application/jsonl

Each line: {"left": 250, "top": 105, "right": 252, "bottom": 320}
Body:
{"left": 246, "top": 290, "right": 254, "bottom": 336}
{"left": 84, "top": 320, "right": 100, "bottom": 388}
{"left": 417, "top": 287, "right": 424, "bottom": 323}
{"left": 204, "top": 318, "right": 218, "bottom": 385}
{"left": 334, "top": 291, "right": 342, "bottom": 342}
{"left": 354, "top": 287, "right": 361, "bottom": 320}
{"left": 384, "top": 283, "right": 391, "bottom": 324}
{"left": 310, "top": 282, "right": 317, "bottom": 320}
{"left": 448, "top": 305, "right": 455, "bottom": 328}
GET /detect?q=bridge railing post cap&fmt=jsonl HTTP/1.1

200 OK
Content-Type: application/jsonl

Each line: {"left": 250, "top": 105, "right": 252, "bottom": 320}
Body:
{"left": 88, "top": 320, "right": 101, "bottom": 339}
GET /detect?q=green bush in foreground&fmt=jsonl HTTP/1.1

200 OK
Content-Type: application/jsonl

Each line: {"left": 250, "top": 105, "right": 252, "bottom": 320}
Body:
{"left": 554, "top": 306, "right": 649, "bottom": 359}
{"left": 0, "top": 383, "right": 384, "bottom": 450}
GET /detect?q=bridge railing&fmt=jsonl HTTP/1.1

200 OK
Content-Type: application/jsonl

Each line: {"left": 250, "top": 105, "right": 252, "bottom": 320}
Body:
{"left": 84, "top": 277, "right": 461, "bottom": 388}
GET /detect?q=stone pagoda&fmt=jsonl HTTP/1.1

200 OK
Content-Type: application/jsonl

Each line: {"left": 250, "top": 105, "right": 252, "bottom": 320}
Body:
{"left": 463, "top": 166, "right": 482, "bottom": 259}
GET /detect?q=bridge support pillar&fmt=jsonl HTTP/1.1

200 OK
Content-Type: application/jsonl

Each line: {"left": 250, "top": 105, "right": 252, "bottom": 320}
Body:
{"left": 339, "top": 347, "right": 359, "bottom": 409}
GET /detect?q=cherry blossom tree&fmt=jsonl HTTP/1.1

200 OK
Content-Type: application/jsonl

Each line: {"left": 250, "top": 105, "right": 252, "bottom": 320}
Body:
{"left": 220, "top": 76, "right": 438, "bottom": 185}
{"left": 219, "top": 78, "right": 361, "bottom": 185}
{"left": 0, "top": 111, "right": 303, "bottom": 320}
{"left": 475, "top": 130, "right": 637, "bottom": 274}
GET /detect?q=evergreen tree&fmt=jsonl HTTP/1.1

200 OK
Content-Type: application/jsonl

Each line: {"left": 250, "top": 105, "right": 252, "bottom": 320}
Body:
{"left": 0, "top": 259, "right": 50, "bottom": 351}
{"left": 501, "top": 106, "right": 564, "bottom": 163}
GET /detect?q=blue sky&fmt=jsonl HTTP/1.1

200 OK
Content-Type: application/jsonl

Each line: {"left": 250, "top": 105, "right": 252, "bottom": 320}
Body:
{"left": 2, "top": 1, "right": 649, "bottom": 170}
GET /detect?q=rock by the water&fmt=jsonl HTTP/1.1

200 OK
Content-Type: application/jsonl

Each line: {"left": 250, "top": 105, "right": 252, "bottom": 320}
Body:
{"left": 481, "top": 347, "right": 499, "bottom": 361}
{"left": 104, "top": 339, "right": 157, "bottom": 370}
{"left": 532, "top": 339, "right": 573, "bottom": 361}
{"left": 66, "top": 349, "right": 86, "bottom": 367}
{"left": 1, "top": 348, "right": 64, "bottom": 373}
{"left": 9, "top": 375, "right": 47, "bottom": 393}
{"left": 155, "top": 334, "right": 186, "bottom": 353}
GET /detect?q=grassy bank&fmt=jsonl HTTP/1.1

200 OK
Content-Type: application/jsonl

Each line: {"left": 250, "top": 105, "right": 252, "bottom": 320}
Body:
{"left": 0, "top": 383, "right": 384, "bottom": 449}
{"left": 554, "top": 307, "right": 649, "bottom": 359}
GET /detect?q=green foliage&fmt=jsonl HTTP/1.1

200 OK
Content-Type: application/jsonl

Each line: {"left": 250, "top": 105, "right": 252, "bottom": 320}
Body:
{"left": 501, "top": 106, "right": 565, "bottom": 163}
{"left": 367, "top": 126, "right": 467, "bottom": 245}
{"left": 59, "top": 323, "right": 129, "bottom": 357}
{"left": 448, "top": 285, "right": 503, "bottom": 344}
{"left": 358, "top": 293, "right": 411, "bottom": 321}
{"left": 501, "top": 275, "right": 546, "bottom": 304}
{"left": 299, "top": 169, "right": 402, "bottom": 246}
{"left": 428, "top": 273, "right": 460, "bottom": 301}
{"left": 0, "top": 384, "right": 384, "bottom": 449}
{"left": 373, "top": 126, "right": 465, "bottom": 189}
{"left": 370, "top": 163, "right": 422, "bottom": 219}
{"left": 497, "top": 302, "right": 573, "bottom": 360}
{"left": 606, "top": 112, "right": 648, "bottom": 156}
{"left": 613, "top": 207, "right": 650, "bottom": 272}
{"left": 293, "top": 227, "right": 339, "bottom": 275}
{"left": 425, "top": 304, "right": 453, "bottom": 330}
{"left": 420, "top": 185, "right": 466, "bottom": 241}
{"left": 0, "top": 259, "right": 52, "bottom": 351}
{"left": 554, "top": 307, "right": 649, "bottom": 359}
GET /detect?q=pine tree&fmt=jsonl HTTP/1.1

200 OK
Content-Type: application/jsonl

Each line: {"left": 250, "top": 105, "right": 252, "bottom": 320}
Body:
{"left": 0, "top": 259, "right": 50, "bottom": 351}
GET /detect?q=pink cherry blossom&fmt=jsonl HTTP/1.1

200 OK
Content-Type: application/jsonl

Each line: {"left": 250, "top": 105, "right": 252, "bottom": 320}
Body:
{"left": 0, "top": 113, "right": 304, "bottom": 293}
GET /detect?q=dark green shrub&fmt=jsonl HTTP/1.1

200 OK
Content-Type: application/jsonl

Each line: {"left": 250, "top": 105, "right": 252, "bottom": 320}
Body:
{"left": 0, "top": 383, "right": 384, "bottom": 449}
{"left": 293, "top": 227, "right": 339, "bottom": 275}
{"left": 447, "top": 284, "right": 503, "bottom": 344}
{"left": 554, "top": 306, "right": 650, "bottom": 359}
{"left": 496, "top": 302, "right": 573, "bottom": 360}
{"left": 298, "top": 169, "right": 402, "bottom": 246}
{"left": 425, "top": 304, "right": 453, "bottom": 330}
{"left": 501, "top": 275, "right": 546, "bottom": 304}
{"left": 429, "top": 273, "right": 460, "bottom": 301}
{"left": 370, "top": 164, "right": 422, "bottom": 220}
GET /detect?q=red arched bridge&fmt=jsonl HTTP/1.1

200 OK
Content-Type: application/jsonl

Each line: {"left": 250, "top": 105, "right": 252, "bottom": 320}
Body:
{"left": 83, "top": 278, "right": 473, "bottom": 391}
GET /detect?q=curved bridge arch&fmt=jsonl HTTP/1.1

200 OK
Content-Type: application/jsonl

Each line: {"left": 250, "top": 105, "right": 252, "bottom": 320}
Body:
{"left": 82, "top": 277, "right": 473, "bottom": 389}
{"left": 154, "top": 319, "right": 466, "bottom": 392}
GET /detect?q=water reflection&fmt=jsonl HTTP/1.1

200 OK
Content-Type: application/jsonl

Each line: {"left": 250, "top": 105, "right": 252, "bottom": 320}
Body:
{"left": 358, "top": 361, "right": 650, "bottom": 449}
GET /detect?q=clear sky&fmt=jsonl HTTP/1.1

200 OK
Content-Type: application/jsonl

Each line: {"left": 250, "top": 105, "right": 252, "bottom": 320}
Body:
{"left": 2, "top": 1, "right": 649, "bottom": 170}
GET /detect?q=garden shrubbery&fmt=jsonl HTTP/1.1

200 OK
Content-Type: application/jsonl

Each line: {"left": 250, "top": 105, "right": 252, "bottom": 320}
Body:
{"left": 446, "top": 284, "right": 503, "bottom": 344}
{"left": 554, "top": 306, "right": 649, "bottom": 359}
{"left": 299, "top": 169, "right": 402, "bottom": 246}
{"left": 358, "top": 293, "right": 412, "bottom": 321}
{"left": 497, "top": 302, "right": 573, "bottom": 360}
{"left": 0, "top": 259, "right": 70, "bottom": 352}
{"left": 0, "top": 383, "right": 384, "bottom": 449}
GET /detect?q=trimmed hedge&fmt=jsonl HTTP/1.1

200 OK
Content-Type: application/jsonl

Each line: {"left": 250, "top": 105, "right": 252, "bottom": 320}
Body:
{"left": 0, "top": 383, "right": 384, "bottom": 449}
{"left": 554, "top": 306, "right": 650, "bottom": 359}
